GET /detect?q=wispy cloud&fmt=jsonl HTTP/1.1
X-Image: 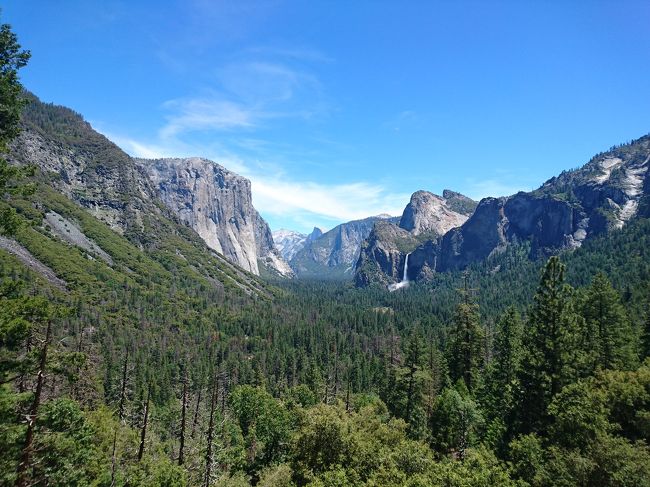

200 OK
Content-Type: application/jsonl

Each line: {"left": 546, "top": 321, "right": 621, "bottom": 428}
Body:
{"left": 250, "top": 178, "right": 407, "bottom": 222}
{"left": 99, "top": 128, "right": 406, "bottom": 229}
{"left": 160, "top": 98, "right": 255, "bottom": 138}
{"left": 158, "top": 58, "right": 328, "bottom": 139}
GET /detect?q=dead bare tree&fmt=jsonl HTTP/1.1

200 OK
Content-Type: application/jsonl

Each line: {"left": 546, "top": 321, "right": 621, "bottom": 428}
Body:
{"left": 110, "top": 350, "right": 129, "bottom": 487}
{"left": 16, "top": 319, "right": 52, "bottom": 487}
{"left": 137, "top": 387, "right": 151, "bottom": 462}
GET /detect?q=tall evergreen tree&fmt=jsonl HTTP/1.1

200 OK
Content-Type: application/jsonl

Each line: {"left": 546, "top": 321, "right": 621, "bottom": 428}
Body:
{"left": 481, "top": 307, "right": 523, "bottom": 448}
{"left": 0, "top": 17, "right": 31, "bottom": 236}
{"left": 448, "top": 280, "right": 484, "bottom": 393}
{"left": 642, "top": 302, "right": 650, "bottom": 360}
{"left": 581, "top": 273, "right": 637, "bottom": 371}
{"left": 517, "top": 256, "right": 584, "bottom": 434}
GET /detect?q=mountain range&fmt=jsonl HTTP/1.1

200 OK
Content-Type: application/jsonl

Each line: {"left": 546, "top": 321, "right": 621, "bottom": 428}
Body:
{"left": 7, "top": 92, "right": 650, "bottom": 290}
{"left": 355, "top": 135, "right": 650, "bottom": 287}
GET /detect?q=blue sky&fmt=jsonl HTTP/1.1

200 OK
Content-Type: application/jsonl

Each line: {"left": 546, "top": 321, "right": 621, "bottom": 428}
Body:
{"left": 5, "top": 1, "right": 650, "bottom": 233}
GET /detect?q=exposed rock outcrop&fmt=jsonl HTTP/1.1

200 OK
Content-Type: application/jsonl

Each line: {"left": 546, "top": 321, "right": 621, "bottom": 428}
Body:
{"left": 273, "top": 227, "right": 323, "bottom": 262}
{"left": 136, "top": 157, "right": 292, "bottom": 277}
{"left": 11, "top": 94, "right": 159, "bottom": 238}
{"left": 355, "top": 221, "right": 419, "bottom": 287}
{"left": 399, "top": 190, "right": 472, "bottom": 237}
{"left": 11, "top": 93, "right": 292, "bottom": 277}
{"left": 355, "top": 190, "right": 475, "bottom": 287}
{"left": 291, "top": 215, "right": 398, "bottom": 279}
{"left": 355, "top": 134, "right": 650, "bottom": 287}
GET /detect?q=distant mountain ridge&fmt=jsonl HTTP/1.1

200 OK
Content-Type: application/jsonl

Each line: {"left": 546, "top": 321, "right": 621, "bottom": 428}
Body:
{"left": 355, "top": 135, "right": 650, "bottom": 287}
{"left": 289, "top": 215, "right": 399, "bottom": 279}
{"left": 273, "top": 227, "right": 323, "bottom": 262}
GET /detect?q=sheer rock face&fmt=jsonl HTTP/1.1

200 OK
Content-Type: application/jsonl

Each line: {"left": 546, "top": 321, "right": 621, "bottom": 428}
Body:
{"left": 11, "top": 109, "right": 159, "bottom": 238}
{"left": 399, "top": 190, "right": 472, "bottom": 236}
{"left": 137, "top": 157, "right": 292, "bottom": 277}
{"left": 355, "top": 190, "right": 475, "bottom": 287}
{"left": 290, "top": 216, "right": 397, "bottom": 279}
{"left": 354, "top": 221, "right": 419, "bottom": 287}
{"left": 355, "top": 135, "right": 650, "bottom": 287}
{"left": 10, "top": 93, "right": 291, "bottom": 277}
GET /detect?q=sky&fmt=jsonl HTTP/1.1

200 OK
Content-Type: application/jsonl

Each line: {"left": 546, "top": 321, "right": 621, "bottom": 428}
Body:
{"left": 4, "top": 1, "right": 650, "bottom": 233}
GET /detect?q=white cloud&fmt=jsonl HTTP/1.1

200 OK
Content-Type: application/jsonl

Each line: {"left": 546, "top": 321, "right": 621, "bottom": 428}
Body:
{"left": 249, "top": 177, "right": 407, "bottom": 222}
{"left": 99, "top": 128, "right": 406, "bottom": 227}
{"left": 160, "top": 98, "right": 256, "bottom": 138}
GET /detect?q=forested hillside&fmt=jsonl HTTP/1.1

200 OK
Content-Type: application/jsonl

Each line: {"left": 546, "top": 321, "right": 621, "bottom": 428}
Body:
{"left": 2, "top": 18, "right": 650, "bottom": 487}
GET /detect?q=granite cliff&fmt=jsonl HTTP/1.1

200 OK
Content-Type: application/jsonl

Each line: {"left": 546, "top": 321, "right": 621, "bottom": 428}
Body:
{"left": 137, "top": 157, "right": 292, "bottom": 277}
{"left": 355, "top": 190, "right": 475, "bottom": 287}
{"left": 10, "top": 93, "right": 291, "bottom": 277}
{"left": 355, "top": 135, "right": 650, "bottom": 287}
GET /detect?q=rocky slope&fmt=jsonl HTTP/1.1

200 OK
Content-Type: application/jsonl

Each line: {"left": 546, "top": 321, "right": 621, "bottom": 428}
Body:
{"left": 356, "top": 135, "right": 650, "bottom": 287}
{"left": 136, "top": 157, "right": 292, "bottom": 277}
{"left": 273, "top": 227, "right": 323, "bottom": 262}
{"left": 354, "top": 221, "right": 420, "bottom": 287}
{"left": 399, "top": 190, "right": 475, "bottom": 237}
{"left": 10, "top": 93, "right": 291, "bottom": 278}
{"left": 355, "top": 190, "right": 475, "bottom": 287}
{"left": 290, "top": 215, "right": 398, "bottom": 279}
{"left": 11, "top": 93, "right": 160, "bottom": 240}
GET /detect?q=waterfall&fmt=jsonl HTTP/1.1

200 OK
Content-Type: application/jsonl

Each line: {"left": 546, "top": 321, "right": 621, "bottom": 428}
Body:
{"left": 388, "top": 252, "right": 411, "bottom": 292}
{"left": 402, "top": 253, "right": 409, "bottom": 282}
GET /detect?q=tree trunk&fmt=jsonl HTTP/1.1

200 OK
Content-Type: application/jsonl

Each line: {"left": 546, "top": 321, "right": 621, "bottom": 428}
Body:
{"left": 191, "top": 389, "right": 202, "bottom": 439}
{"left": 178, "top": 371, "right": 188, "bottom": 466}
{"left": 16, "top": 319, "right": 51, "bottom": 487}
{"left": 110, "top": 351, "right": 129, "bottom": 486}
{"left": 137, "top": 387, "right": 151, "bottom": 462}
{"left": 204, "top": 371, "right": 219, "bottom": 487}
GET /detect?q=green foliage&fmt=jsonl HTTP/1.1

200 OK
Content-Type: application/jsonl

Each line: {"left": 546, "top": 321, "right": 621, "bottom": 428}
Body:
{"left": 517, "top": 256, "right": 586, "bottom": 433}
{"left": 229, "top": 385, "right": 293, "bottom": 472}
{"left": 580, "top": 272, "right": 638, "bottom": 371}
{"left": 429, "top": 381, "right": 484, "bottom": 458}
{"left": 447, "top": 297, "right": 484, "bottom": 393}
{"left": 480, "top": 307, "right": 523, "bottom": 450}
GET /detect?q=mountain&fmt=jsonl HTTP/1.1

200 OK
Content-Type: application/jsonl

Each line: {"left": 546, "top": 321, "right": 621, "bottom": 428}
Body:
{"left": 290, "top": 215, "right": 398, "bottom": 279}
{"left": 273, "top": 227, "right": 323, "bottom": 262}
{"left": 399, "top": 190, "right": 475, "bottom": 237}
{"left": 136, "top": 157, "right": 292, "bottom": 277}
{"left": 356, "top": 135, "right": 650, "bottom": 287}
{"left": 10, "top": 93, "right": 291, "bottom": 278}
{"left": 355, "top": 190, "right": 476, "bottom": 286}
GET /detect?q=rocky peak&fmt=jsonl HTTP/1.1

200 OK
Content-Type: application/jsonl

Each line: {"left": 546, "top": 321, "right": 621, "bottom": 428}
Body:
{"left": 399, "top": 190, "right": 472, "bottom": 237}
{"left": 136, "top": 157, "right": 292, "bottom": 277}
{"left": 308, "top": 227, "right": 324, "bottom": 241}
{"left": 441, "top": 189, "right": 479, "bottom": 216}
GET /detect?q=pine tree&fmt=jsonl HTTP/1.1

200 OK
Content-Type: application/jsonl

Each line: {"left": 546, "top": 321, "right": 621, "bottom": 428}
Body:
{"left": 517, "top": 256, "right": 584, "bottom": 434}
{"left": 581, "top": 273, "right": 637, "bottom": 371}
{"left": 643, "top": 306, "right": 650, "bottom": 360}
{"left": 448, "top": 277, "right": 484, "bottom": 392}
{"left": 481, "top": 307, "right": 523, "bottom": 449}
{"left": 0, "top": 18, "right": 32, "bottom": 236}
{"left": 402, "top": 332, "right": 425, "bottom": 429}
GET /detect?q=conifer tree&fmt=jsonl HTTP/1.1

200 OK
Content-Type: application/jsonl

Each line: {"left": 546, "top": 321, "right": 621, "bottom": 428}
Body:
{"left": 481, "top": 307, "right": 523, "bottom": 449}
{"left": 581, "top": 273, "right": 637, "bottom": 371}
{"left": 448, "top": 277, "right": 484, "bottom": 392}
{"left": 640, "top": 300, "right": 650, "bottom": 360}
{"left": 517, "top": 256, "right": 584, "bottom": 433}
{"left": 0, "top": 18, "right": 31, "bottom": 236}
